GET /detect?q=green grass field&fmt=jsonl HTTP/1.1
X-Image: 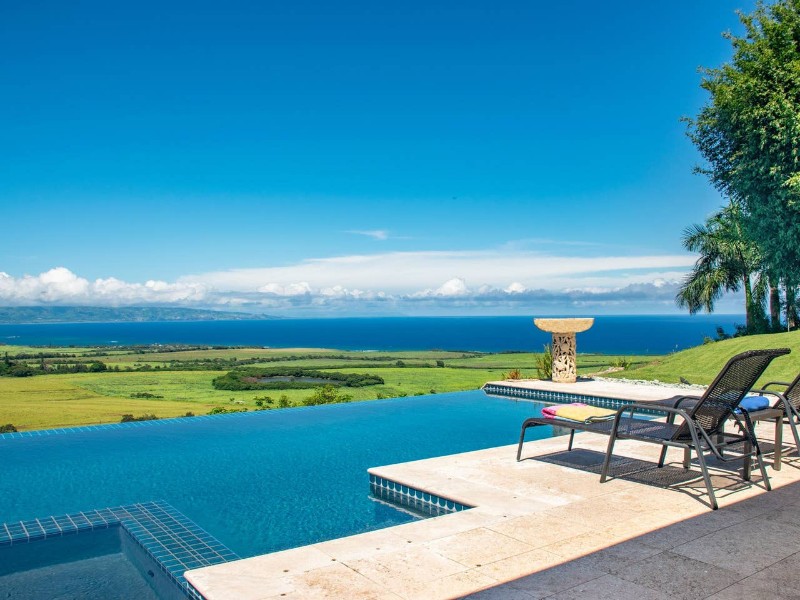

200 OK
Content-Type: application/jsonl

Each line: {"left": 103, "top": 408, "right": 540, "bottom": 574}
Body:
{"left": 606, "top": 330, "right": 800, "bottom": 385}
{"left": 0, "top": 344, "right": 653, "bottom": 431}
{"left": 5, "top": 333, "right": 796, "bottom": 433}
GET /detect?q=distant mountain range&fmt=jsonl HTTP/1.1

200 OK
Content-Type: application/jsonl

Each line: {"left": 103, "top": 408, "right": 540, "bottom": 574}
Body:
{"left": 0, "top": 306, "right": 277, "bottom": 324}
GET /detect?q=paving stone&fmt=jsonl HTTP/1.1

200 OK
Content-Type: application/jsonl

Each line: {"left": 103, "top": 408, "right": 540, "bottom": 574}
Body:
{"left": 547, "top": 574, "right": 672, "bottom": 600}
{"left": 614, "top": 551, "right": 743, "bottom": 600}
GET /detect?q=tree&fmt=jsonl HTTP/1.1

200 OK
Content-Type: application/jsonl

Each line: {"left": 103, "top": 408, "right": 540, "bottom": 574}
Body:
{"left": 676, "top": 203, "right": 769, "bottom": 332}
{"left": 687, "top": 0, "right": 800, "bottom": 287}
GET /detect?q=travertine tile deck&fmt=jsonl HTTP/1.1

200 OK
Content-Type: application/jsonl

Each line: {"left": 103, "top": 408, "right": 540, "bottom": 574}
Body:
{"left": 187, "top": 381, "right": 800, "bottom": 600}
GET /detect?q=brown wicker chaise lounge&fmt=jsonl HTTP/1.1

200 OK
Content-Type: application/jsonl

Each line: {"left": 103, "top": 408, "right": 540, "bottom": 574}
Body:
{"left": 516, "top": 348, "right": 791, "bottom": 509}
{"left": 749, "top": 373, "right": 800, "bottom": 458}
{"left": 658, "top": 371, "right": 800, "bottom": 468}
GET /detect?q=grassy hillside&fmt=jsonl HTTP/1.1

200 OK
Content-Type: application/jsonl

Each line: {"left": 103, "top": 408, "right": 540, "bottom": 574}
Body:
{"left": 607, "top": 330, "right": 800, "bottom": 386}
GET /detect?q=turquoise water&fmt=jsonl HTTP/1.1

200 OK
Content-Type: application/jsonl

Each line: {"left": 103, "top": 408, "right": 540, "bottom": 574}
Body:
{"left": 0, "top": 314, "right": 743, "bottom": 354}
{"left": 0, "top": 391, "right": 554, "bottom": 558}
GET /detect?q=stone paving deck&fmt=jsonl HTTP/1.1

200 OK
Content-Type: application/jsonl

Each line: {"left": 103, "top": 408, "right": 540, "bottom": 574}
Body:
{"left": 187, "top": 381, "right": 800, "bottom": 600}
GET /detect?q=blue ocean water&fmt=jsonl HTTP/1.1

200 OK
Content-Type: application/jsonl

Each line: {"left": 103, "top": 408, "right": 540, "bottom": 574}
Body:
{"left": 0, "top": 391, "right": 554, "bottom": 558}
{"left": 0, "top": 314, "right": 744, "bottom": 354}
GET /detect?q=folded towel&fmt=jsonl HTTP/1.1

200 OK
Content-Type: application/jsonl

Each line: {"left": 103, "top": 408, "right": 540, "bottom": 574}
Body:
{"left": 541, "top": 402, "right": 585, "bottom": 417}
{"left": 735, "top": 395, "right": 771, "bottom": 413}
{"left": 543, "top": 403, "right": 617, "bottom": 423}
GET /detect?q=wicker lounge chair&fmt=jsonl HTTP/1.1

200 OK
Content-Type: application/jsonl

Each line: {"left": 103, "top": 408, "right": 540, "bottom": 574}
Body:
{"left": 749, "top": 374, "right": 800, "bottom": 454}
{"left": 516, "top": 348, "right": 791, "bottom": 509}
{"left": 648, "top": 366, "right": 800, "bottom": 470}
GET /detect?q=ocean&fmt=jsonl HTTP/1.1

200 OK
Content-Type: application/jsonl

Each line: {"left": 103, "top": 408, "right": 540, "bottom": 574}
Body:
{"left": 0, "top": 314, "right": 744, "bottom": 355}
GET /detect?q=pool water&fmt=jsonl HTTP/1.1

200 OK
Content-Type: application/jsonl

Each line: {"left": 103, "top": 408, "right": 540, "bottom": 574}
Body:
{"left": 0, "top": 391, "right": 555, "bottom": 558}
{"left": 0, "top": 528, "right": 160, "bottom": 600}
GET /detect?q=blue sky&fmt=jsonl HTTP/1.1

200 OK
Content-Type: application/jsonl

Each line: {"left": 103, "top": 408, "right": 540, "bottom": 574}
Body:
{"left": 0, "top": 1, "right": 755, "bottom": 315}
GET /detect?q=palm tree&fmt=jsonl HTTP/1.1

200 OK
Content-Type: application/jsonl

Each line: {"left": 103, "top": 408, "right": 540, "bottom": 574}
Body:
{"left": 676, "top": 203, "right": 767, "bottom": 332}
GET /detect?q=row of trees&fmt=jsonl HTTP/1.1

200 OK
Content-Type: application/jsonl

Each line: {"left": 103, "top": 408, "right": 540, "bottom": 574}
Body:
{"left": 678, "top": 0, "right": 800, "bottom": 334}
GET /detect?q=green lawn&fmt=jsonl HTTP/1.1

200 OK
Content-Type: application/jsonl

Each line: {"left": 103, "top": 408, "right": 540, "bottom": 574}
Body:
{"left": 0, "top": 375, "right": 220, "bottom": 430}
{"left": 606, "top": 330, "right": 800, "bottom": 385}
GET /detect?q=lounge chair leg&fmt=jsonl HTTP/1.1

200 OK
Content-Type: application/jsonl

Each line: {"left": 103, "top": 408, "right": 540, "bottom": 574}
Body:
{"left": 695, "top": 447, "right": 718, "bottom": 510}
{"left": 658, "top": 412, "right": 677, "bottom": 468}
{"left": 600, "top": 430, "right": 618, "bottom": 483}
{"left": 755, "top": 443, "right": 772, "bottom": 491}
{"left": 743, "top": 438, "right": 752, "bottom": 481}
{"left": 774, "top": 417, "right": 782, "bottom": 471}
{"left": 788, "top": 416, "right": 800, "bottom": 457}
{"left": 688, "top": 424, "right": 717, "bottom": 510}
{"left": 516, "top": 421, "right": 530, "bottom": 461}
{"left": 567, "top": 430, "right": 575, "bottom": 451}
{"left": 657, "top": 446, "right": 668, "bottom": 468}
{"left": 744, "top": 416, "right": 773, "bottom": 491}
{"left": 683, "top": 448, "right": 691, "bottom": 469}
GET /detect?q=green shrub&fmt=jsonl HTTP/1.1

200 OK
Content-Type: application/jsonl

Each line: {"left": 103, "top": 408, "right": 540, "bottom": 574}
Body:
{"left": 208, "top": 406, "right": 247, "bottom": 415}
{"left": 611, "top": 357, "right": 631, "bottom": 369}
{"left": 535, "top": 344, "right": 553, "bottom": 380}
{"left": 0, "top": 424, "right": 18, "bottom": 433}
{"left": 303, "top": 385, "right": 353, "bottom": 406}
{"left": 212, "top": 368, "right": 384, "bottom": 391}
{"left": 120, "top": 414, "right": 159, "bottom": 422}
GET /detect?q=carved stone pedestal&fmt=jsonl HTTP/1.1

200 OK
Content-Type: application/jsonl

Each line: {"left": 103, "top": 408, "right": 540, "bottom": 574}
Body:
{"left": 533, "top": 318, "right": 595, "bottom": 384}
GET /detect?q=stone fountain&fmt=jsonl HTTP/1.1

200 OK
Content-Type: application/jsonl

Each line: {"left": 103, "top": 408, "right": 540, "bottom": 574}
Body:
{"left": 533, "top": 318, "right": 595, "bottom": 383}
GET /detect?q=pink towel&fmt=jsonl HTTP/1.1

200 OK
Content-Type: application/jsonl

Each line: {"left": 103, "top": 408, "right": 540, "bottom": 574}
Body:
{"left": 542, "top": 402, "right": 587, "bottom": 418}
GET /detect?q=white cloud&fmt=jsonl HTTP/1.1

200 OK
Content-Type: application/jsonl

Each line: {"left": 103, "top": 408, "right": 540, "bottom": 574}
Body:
{"left": 0, "top": 248, "right": 715, "bottom": 315}
{"left": 346, "top": 229, "right": 390, "bottom": 240}
{"left": 0, "top": 268, "right": 208, "bottom": 306}
{"left": 181, "top": 250, "right": 696, "bottom": 294}
{"left": 412, "top": 278, "right": 470, "bottom": 298}
{"left": 257, "top": 282, "right": 313, "bottom": 296}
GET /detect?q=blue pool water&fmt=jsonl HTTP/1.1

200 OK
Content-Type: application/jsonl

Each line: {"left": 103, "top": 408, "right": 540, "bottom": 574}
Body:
{"left": 0, "top": 390, "right": 555, "bottom": 558}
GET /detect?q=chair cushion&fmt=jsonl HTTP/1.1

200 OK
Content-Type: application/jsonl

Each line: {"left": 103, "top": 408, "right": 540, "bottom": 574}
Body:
{"left": 544, "top": 404, "right": 617, "bottom": 423}
{"left": 736, "top": 395, "right": 771, "bottom": 412}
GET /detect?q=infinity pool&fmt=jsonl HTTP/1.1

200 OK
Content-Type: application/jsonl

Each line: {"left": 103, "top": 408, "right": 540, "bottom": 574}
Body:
{"left": 0, "top": 391, "right": 556, "bottom": 558}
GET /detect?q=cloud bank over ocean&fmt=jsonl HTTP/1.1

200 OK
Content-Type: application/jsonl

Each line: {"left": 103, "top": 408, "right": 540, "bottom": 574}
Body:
{"left": 0, "top": 249, "right": 741, "bottom": 315}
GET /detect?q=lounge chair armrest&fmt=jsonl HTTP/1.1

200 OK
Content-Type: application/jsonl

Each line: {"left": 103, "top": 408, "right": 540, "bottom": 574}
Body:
{"left": 616, "top": 403, "right": 692, "bottom": 421}
{"left": 749, "top": 388, "right": 785, "bottom": 399}
{"left": 762, "top": 381, "right": 792, "bottom": 389}
{"left": 608, "top": 403, "right": 693, "bottom": 438}
{"left": 669, "top": 395, "right": 701, "bottom": 409}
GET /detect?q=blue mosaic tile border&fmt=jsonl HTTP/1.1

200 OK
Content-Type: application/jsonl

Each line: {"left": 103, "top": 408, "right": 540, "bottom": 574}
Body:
{"left": 482, "top": 382, "right": 629, "bottom": 408}
{"left": 482, "top": 383, "right": 662, "bottom": 415}
{"left": 0, "top": 500, "right": 237, "bottom": 598}
{"left": 369, "top": 474, "right": 471, "bottom": 517}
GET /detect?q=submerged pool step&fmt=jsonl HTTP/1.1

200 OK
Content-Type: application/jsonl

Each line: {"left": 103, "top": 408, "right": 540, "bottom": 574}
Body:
{"left": 0, "top": 500, "right": 237, "bottom": 599}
